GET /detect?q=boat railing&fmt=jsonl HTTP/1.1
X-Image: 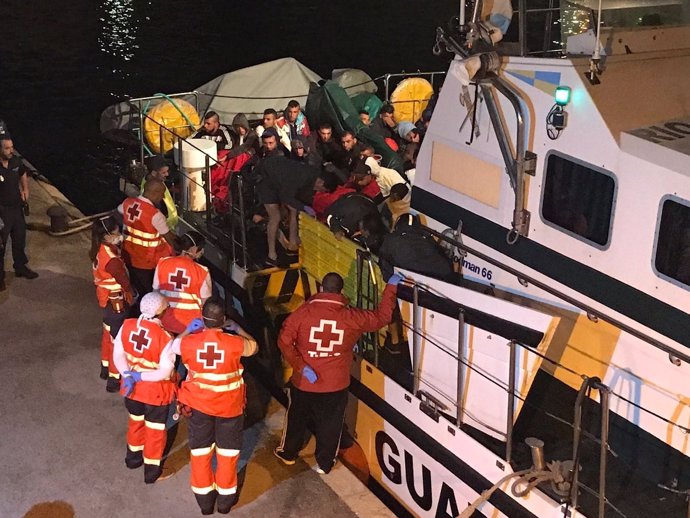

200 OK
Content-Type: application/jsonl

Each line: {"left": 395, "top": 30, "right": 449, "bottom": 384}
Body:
{"left": 420, "top": 223, "right": 690, "bottom": 366}
{"left": 379, "top": 70, "right": 447, "bottom": 102}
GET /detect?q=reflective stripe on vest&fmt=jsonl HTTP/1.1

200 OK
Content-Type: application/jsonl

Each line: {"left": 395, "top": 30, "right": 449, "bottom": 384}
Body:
{"left": 160, "top": 289, "right": 202, "bottom": 310}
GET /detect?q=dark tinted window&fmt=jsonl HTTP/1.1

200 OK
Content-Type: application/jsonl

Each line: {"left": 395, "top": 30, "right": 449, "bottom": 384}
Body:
{"left": 655, "top": 199, "right": 690, "bottom": 286}
{"left": 541, "top": 154, "right": 615, "bottom": 246}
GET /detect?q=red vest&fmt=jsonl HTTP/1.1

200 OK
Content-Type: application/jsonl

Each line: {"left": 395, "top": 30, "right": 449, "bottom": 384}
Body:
{"left": 122, "top": 197, "right": 172, "bottom": 269}
{"left": 178, "top": 328, "right": 246, "bottom": 418}
{"left": 93, "top": 244, "right": 124, "bottom": 308}
{"left": 156, "top": 255, "right": 208, "bottom": 334}
{"left": 119, "top": 317, "right": 175, "bottom": 406}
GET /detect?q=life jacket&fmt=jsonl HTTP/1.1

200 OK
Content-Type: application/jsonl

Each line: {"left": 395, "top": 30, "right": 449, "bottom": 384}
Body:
{"left": 155, "top": 255, "right": 209, "bottom": 334}
{"left": 178, "top": 328, "right": 246, "bottom": 418}
{"left": 122, "top": 197, "right": 172, "bottom": 269}
{"left": 119, "top": 316, "right": 175, "bottom": 406}
{"left": 93, "top": 243, "right": 124, "bottom": 308}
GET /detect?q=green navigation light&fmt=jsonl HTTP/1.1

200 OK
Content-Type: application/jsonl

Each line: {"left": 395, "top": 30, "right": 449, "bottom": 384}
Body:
{"left": 555, "top": 86, "right": 571, "bottom": 106}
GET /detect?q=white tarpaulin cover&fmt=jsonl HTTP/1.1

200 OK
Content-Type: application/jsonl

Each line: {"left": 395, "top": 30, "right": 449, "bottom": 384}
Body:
{"left": 196, "top": 57, "right": 322, "bottom": 122}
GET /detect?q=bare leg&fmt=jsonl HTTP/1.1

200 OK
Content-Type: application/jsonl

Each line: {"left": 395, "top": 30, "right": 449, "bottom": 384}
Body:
{"left": 265, "top": 203, "right": 281, "bottom": 261}
{"left": 287, "top": 206, "right": 299, "bottom": 251}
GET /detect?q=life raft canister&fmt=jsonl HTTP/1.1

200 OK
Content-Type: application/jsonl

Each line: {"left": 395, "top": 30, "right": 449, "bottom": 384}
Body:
{"left": 389, "top": 78, "right": 434, "bottom": 124}
{"left": 144, "top": 98, "right": 200, "bottom": 154}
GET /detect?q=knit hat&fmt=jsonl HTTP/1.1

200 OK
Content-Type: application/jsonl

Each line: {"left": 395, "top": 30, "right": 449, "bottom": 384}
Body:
{"left": 232, "top": 113, "right": 250, "bottom": 131}
{"left": 397, "top": 121, "right": 416, "bottom": 139}
{"left": 140, "top": 292, "right": 168, "bottom": 319}
{"left": 261, "top": 127, "right": 279, "bottom": 140}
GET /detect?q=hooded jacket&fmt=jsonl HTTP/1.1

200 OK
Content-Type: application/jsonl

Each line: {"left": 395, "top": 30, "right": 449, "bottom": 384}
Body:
{"left": 229, "top": 113, "right": 259, "bottom": 157}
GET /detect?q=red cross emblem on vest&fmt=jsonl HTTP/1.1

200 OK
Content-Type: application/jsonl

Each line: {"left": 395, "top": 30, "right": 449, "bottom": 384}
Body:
{"left": 169, "top": 268, "right": 190, "bottom": 291}
{"left": 309, "top": 319, "right": 344, "bottom": 353}
{"left": 130, "top": 327, "right": 151, "bottom": 354}
{"left": 198, "top": 342, "right": 225, "bottom": 369}
{"left": 126, "top": 202, "right": 142, "bottom": 223}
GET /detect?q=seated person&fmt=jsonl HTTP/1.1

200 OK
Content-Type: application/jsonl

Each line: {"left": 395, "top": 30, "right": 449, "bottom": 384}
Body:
{"left": 259, "top": 127, "right": 289, "bottom": 159}
{"left": 277, "top": 99, "right": 311, "bottom": 140}
{"left": 365, "top": 156, "right": 409, "bottom": 200}
{"left": 335, "top": 130, "right": 364, "bottom": 171}
{"left": 348, "top": 158, "right": 383, "bottom": 203}
{"left": 310, "top": 122, "right": 342, "bottom": 166}
{"left": 256, "top": 108, "right": 292, "bottom": 152}
{"left": 312, "top": 171, "right": 355, "bottom": 221}
{"left": 229, "top": 113, "right": 260, "bottom": 158}
{"left": 378, "top": 213, "right": 453, "bottom": 281}
{"left": 396, "top": 121, "right": 422, "bottom": 149}
{"left": 192, "top": 111, "right": 233, "bottom": 153}
{"left": 359, "top": 110, "right": 371, "bottom": 126}
{"left": 370, "top": 103, "right": 397, "bottom": 143}
{"left": 385, "top": 183, "right": 411, "bottom": 229}
{"left": 253, "top": 153, "right": 322, "bottom": 267}
{"left": 325, "top": 192, "right": 382, "bottom": 242}
{"left": 401, "top": 142, "right": 419, "bottom": 186}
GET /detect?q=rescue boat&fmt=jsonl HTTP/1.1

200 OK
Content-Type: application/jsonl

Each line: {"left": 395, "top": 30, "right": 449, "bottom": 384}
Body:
{"left": 109, "top": 1, "right": 690, "bottom": 516}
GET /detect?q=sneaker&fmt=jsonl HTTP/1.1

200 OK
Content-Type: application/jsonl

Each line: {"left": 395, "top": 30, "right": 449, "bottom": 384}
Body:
{"left": 106, "top": 377, "right": 120, "bottom": 393}
{"left": 273, "top": 448, "right": 296, "bottom": 466}
{"left": 15, "top": 267, "right": 38, "bottom": 279}
{"left": 99, "top": 365, "right": 109, "bottom": 380}
{"left": 315, "top": 466, "right": 327, "bottom": 475}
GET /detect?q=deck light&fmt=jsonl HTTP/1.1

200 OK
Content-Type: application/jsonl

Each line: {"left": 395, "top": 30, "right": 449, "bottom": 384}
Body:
{"left": 554, "top": 86, "right": 571, "bottom": 106}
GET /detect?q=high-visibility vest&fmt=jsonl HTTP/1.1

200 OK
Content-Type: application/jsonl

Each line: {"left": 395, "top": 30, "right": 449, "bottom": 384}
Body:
{"left": 155, "top": 255, "right": 209, "bottom": 330}
{"left": 178, "top": 328, "right": 246, "bottom": 418}
{"left": 140, "top": 179, "right": 179, "bottom": 230}
{"left": 122, "top": 197, "right": 172, "bottom": 269}
{"left": 93, "top": 243, "right": 125, "bottom": 308}
{"left": 119, "top": 317, "right": 175, "bottom": 406}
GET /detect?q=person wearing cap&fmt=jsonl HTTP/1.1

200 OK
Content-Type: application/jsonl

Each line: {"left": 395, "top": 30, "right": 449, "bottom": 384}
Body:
{"left": 0, "top": 133, "right": 38, "bottom": 291}
{"left": 112, "top": 291, "right": 176, "bottom": 484}
{"left": 153, "top": 231, "right": 212, "bottom": 335}
{"left": 90, "top": 215, "right": 135, "bottom": 392}
{"left": 142, "top": 155, "right": 178, "bottom": 230}
{"left": 172, "top": 299, "right": 258, "bottom": 515}
{"left": 275, "top": 271, "right": 402, "bottom": 474}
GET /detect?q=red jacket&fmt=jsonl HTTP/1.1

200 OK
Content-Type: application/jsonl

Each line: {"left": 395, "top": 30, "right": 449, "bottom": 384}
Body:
{"left": 278, "top": 284, "right": 397, "bottom": 392}
{"left": 312, "top": 185, "right": 356, "bottom": 221}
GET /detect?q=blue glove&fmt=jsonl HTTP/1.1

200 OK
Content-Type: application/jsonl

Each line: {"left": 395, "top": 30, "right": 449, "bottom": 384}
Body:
{"left": 387, "top": 273, "right": 403, "bottom": 286}
{"left": 186, "top": 318, "right": 204, "bottom": 334}
{"left": 124, "top": 371, "right": 142, "bottom": 382}
{"left": 123, "top": 376, "right": 136, "bottom": 397}
{"left": 302, "top": 366, "right": 318, "bottom": 384}
{"left": 303, "top": 206, "right": 316, "bottom": 217}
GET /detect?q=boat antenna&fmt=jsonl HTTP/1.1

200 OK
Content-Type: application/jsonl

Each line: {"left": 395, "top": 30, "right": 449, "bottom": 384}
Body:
{"left": 459, "top": 0, "right": 466, "bottom": 26}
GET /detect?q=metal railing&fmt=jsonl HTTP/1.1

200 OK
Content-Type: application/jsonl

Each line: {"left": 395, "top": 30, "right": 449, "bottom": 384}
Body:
{"left": 355, "top": 249, "right": 381, "bottom": 365}
{"left": 381, "top": 71, "right": 447, "bottom": 101}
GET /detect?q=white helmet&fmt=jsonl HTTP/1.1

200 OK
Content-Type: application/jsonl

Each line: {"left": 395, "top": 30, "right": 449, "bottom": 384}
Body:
{"left": 140, "top": 292, "right": 168, "bottom": 318}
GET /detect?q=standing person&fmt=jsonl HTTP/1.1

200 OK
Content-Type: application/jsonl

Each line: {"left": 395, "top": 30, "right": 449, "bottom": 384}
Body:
{"left": 118, "top": 178, "right": 177, "bottom": 296}
{"left": 275, "top": 272, "right": 402, "bottom": 473}
{"left": 174, "top": 299, "right": 258, "bottom": 515}
{"left": 112, "top": 292, "right": 176, "bottom": 484}
{"left": 0, "top": 134, "right": 38, "bottom": 291}
{"left": 153, "top": 231, "right": 212, "bottom": 335}
{"left": 90, "top": 215, "right": 135, "bottom": 392}
{"left": 143, "top": 155, "right": 178, "bottom": 230}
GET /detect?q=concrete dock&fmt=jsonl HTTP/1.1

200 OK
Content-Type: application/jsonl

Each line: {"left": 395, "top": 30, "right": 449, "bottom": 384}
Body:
{"left": 0, "top": 177, "right": 394, "bottom": 518}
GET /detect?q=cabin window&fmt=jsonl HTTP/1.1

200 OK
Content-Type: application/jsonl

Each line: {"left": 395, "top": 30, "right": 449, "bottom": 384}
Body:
{"left": 541, "top": 153, "right": 615, "bottom": 247}
{"left": 654, "top": 198, "right": 690, "bottom": 287}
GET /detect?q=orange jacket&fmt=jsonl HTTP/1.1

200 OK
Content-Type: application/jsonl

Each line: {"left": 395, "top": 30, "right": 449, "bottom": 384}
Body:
{"left": 154, "top": 255, "right": 211, "bottom": 334}
{"left": 117, "top": 317, "right": 175, "bottom": 406}
{"left": 93, "top": 243, "right": 130, "bottom": 308}
{"left": 121, "top": 197, "right": 172, "bottom": 269}
{"left": 178, "top": 328, "right": 246, "bottom": 418}
{"left": 278, "top": 284, "right": 397, "bottom": 392}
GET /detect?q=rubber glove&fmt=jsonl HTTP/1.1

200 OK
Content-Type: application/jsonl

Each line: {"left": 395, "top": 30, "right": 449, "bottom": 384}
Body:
{"left": 387, "top": 273, "right": 403, "bottom": 286}
{"left": 303, "top": 206, "right": 316, "bottom": 217}
{"left": 186, "top": 318, "right": 204, "bottom": 334}
{"left": 123, "top": 376, "right": 136, "bottom": 397}
{"left": 124, "top": 371, "right": 142, "bottom": 382}
{"left": 302, "top": 366, "right": 318, "bottom": 384}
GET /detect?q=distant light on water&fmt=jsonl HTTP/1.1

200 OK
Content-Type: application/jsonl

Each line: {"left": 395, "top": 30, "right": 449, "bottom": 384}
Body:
{"left": 98, "top": 0, "right": 139, "bottom": 76}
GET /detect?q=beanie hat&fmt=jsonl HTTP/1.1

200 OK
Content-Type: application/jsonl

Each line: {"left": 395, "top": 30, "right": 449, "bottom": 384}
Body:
{"left": 397, "top": 121, "right": 416, "bottom": 139}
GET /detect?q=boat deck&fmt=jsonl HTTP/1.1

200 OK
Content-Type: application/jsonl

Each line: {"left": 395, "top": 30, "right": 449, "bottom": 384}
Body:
{"left": 0, "top": 177, "right": 393, "bottom": 518}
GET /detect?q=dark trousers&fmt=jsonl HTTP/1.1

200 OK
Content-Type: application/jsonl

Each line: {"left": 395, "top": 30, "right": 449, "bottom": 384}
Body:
{"left": 279, "top": 386, "right": 348, "bottom": 473}
{"left": 0, "top": 205, "right": 28, "bottom": 279}
{"left": 128, "top": 266, "right": 154, "bottom": 297}
{"left": 188, "top": 409, "right": 244, "bottom": 513}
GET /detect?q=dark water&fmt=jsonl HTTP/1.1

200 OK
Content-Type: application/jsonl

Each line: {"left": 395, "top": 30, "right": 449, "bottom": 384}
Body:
{"left": 1, "top": 0, "right": 455, "bottom": 214}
